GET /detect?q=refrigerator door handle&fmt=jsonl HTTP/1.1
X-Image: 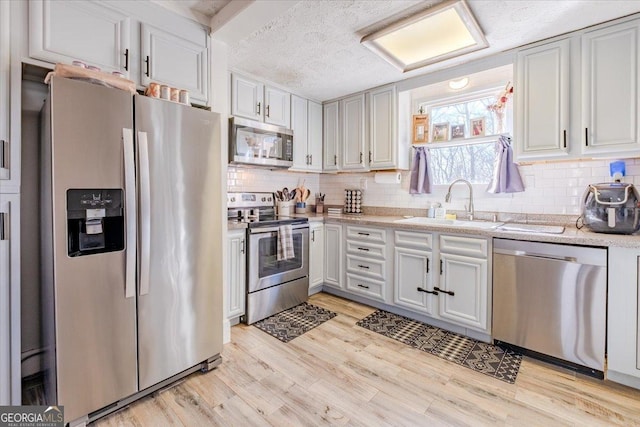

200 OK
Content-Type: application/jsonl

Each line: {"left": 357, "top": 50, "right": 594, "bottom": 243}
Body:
{"left": 138, "top": 131, "right": 151, "bottom": 296}
{"left": 123, "top": 128, "right": 136, "bottom": 299}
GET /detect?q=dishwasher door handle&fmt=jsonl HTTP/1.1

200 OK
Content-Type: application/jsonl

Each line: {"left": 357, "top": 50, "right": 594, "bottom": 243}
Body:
{"left": 493, "top": 248, "right": 577, "bottom": 263}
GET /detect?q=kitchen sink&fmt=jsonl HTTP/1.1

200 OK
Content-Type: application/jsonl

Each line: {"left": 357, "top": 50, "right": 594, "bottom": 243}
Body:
{"left": 394, "top": 217, "right": 503, "bottom": 229}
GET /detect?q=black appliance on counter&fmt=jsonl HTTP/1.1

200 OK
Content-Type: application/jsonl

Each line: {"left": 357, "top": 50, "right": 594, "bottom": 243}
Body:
{"left": 582, "top": 182, "right": 640, "bottom": 234}
{"left": 227, "top": 192, "right": 309, "bottom": 324}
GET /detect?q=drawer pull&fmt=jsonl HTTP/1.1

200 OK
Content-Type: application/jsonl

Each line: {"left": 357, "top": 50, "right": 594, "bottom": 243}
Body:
{"left": 417, "top": 287, "right": 438, "bottom": 295}
{"left": 433, "top": 287, "right": 454, "bottom": 296}
{"left": 357, "top": 232, "right": 370, "bottom": 236}
{"left": 357, "top": 264, "right": 370, "bottom": 269}
{"left": 357, "top": 247, "right": 370, "bottom": 252}
{"left": 357, "top": 284, "right": 370, "bottom": 289}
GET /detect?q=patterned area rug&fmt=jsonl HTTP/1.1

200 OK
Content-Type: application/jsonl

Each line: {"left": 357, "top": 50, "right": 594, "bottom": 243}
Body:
{"left": 357, "top": 310, "right": 522, "bottom": 384}
{"left": 254, "top": 302, "right": 337, "bottom": 343}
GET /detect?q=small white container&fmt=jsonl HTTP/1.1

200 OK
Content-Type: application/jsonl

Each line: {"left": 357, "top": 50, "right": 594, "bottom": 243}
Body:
{"left": 160, "top": 85, "right": 170, "bottom": 100}
{"left": 179, "top": 90, "right": 189, "bottom": 105}
{"left": 277, "top": 200, "right": 294, "bottom": 216}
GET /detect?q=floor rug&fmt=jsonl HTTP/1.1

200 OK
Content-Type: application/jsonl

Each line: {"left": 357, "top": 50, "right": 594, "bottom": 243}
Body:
{"left": 254, "top": 302, "right": 337, "bottom": 343}
{"left": 356, "top": 310, "right": 522, "bottom": 384}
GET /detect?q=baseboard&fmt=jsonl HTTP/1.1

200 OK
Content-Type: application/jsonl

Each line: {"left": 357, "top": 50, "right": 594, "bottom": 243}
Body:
{"left": 606, "top": 370, "right": 640, "bottom": 390}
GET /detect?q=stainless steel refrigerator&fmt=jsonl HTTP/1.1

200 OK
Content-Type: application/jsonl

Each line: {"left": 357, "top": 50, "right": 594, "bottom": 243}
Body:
{"left": 40, "top": 77, "right": 223, "bottom": 424}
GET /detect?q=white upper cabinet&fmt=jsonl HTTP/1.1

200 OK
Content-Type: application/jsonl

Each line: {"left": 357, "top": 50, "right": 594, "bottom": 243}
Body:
{"left": 307, "top": 101, "right": 323, "bottom": 172}
{"left": 323, "top": 101, "right": 340, "bottom": 171}
{"left": 515, "top": 38, "right": 570, "bottom": 160}
{"left": 369, "top": 85, "right": 397, "bottom": 169}
{"left": 29, "top": 0, "right": 131, "bottom": 75}
{"left": 582, "top": 20, "right": 640, "bottom": 155}
{"left": 341, "top": 94, "right": 367, "bottom": 171}
{"left": 140, "top": 23, "right": 208, "bottom": 105}
{"left": 231, "top": 74, "right": 264, "bottom": 121}
{"left": 231, "top": 73, "right": 291, "bottom": 128}
{"left": 291, "top": 97, "right": 323, "bottom": 172}
{"left": 264, "top": 86, "right": 291, "bottom": 128}
{"left": 28, "top": 0, "right": 210, "bottom": 105}
{"left": 0, "top": 0, "right": 13, "bottom": 191}
{"left": 291, "top": 95, "right": 309, "bottom": 170}
{"left": 515, "top": 17, "right": 640, "bottom": 160}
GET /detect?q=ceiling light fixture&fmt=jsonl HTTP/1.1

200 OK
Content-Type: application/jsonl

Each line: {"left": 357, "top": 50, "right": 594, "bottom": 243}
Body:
{"left": 360, "top": 0, "right": 488, "bottom": 73}
{"left": 449, "top": 77, "right": 469, "bottom": 90}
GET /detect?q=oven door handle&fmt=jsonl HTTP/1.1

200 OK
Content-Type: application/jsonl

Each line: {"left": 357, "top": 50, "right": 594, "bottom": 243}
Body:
{"left": 248, "top": 223, "right": 309, "bottom": 234}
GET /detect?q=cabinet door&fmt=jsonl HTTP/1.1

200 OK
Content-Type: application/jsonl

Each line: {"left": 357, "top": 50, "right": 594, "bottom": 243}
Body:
{"left": 394, "top": 247, "right": 435, "bottom": 315}
{"left": 264, "top": 86, "right": 291, "bottom": 128}
{"left": 438, "top": 253, "right": 487, "bottom": 331}
{"left": 141, "top": 23, "right": 209, "bottom": 105}
{"left": 29, "top": 0, "right": 131, "bottom": 75}
{"left": 341, "top": 94, "right": 367, "bottom": 170}
{"left": 0, "top": 0, "right": 13, "bottom": 190}
{"left": 515, "top": 39, "right": 570, "bottom": 159}
{"left": 307, "top": 101, "right": 324, "bottom": 172}
{"left": 309, "top": 224, "right": 325, "bottom": 293}
{"left": 232, "top": 74, "right": 264, "bottom": 121}
{"left": 0, "top": 194, "right": 19, "bottom": 404}
{"left": 324, "top": 223, "right": 343, "bottom": 289}
{"left": 290, "top": 95, "right": 309, "bottom": 170}
{"left": 369, "top": 85, "right": 396, "bottom": 169}
{"left": 226, "top": 230, "right": 246, "bottom": 320}
{"left": 582, "top": 20, "right": 640, "bottom": 154}
{"left": 607, "top": 246, "right": 640, "bottom": 386}
{"left": 323, "top": 101, "right": 340, "bottom": 171}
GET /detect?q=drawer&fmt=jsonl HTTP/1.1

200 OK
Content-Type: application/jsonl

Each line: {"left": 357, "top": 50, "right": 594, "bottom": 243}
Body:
{"left": 439, "top": 234, "right": 487, "bottom": 258}
{"left": 345, "top": 225, "right": 386, "bottom": 243}
{"left": 346, "top": 240, "right": 385, "bottom": 259}
{"left": 395, "top": 230, "right": 432, "bottom": 249}
{"left": 346, "top": 254, "right": 385, "bottom": 280}
{"left": 346, "top": 273, "right": 385, "bottom": 300}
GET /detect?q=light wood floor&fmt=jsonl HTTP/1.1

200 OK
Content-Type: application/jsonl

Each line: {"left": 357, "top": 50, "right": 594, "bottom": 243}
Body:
{"left": 95, "top": 292, "right": 640, "bottom": 426}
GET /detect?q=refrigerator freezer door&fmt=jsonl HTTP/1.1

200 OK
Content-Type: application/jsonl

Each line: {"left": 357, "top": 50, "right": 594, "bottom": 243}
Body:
{"left": 134, "top": 95, "right": 223, "bottom": 390}
{"left": 44, "top": 77, "right": 138, "bottom": 421}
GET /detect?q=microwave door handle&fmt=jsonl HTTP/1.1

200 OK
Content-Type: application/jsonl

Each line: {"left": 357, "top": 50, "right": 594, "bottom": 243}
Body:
{"left": 138, "top": 131, "right": 151, "bottom": 296}
{"left": 123, "top": 128, "right": 136, "bottom": 299}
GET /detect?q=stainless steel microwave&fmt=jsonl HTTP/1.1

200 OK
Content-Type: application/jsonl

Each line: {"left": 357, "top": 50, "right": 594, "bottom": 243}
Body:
{"left": 229, "top": 117, "right": 293, "bottom": 168}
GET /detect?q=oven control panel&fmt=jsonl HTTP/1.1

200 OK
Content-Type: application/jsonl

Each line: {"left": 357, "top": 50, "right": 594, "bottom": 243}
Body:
{"left": 227, "top": 192, "right": 274, "bottom": 209}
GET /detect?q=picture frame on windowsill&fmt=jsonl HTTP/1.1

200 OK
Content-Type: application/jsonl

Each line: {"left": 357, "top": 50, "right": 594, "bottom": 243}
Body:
{"left": 432, "top": 122, "right": 449, "bottom": 142}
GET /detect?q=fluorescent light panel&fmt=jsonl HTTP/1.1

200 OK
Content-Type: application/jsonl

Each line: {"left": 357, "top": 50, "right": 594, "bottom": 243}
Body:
{"left": 361, "top": 0, "right": 488, "bottom": 73}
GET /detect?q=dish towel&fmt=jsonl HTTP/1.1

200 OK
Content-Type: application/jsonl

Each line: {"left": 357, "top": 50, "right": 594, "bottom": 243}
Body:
{"left": 487, "top": 135, "right": 525, "bottom": 193}
{"left": 409, "top": 147, "right": 433, "bottom": 194}
{"left": 277, "top": 224, "right": 295, "bottom": 261}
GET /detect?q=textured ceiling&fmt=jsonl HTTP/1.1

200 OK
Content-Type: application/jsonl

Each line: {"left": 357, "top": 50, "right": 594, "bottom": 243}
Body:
{"left": 191, "top": 0, "right": 640, "bottom": 101}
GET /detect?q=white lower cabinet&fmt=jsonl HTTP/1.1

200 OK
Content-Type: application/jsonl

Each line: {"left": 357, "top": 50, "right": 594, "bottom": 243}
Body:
{"left": 0, "top": 193, "right": 19, "bottom": 404}
{"left": 324, "top": 223, "right": 343, "bottom": 289}
{"left": 607, "top": 246, "right": 640, "bottom": 389}
{"left": 309, "top": 222, "right": 324, "bottom": 294}
{"left": 437, "top": 252, "right": 487, "bottom": 330}
{"left": 394, "top": 246, "right": 435, "bottom": 315}
{"left": 226, "top": 229, "right": 246, "bottom": 321}
{"left": 345, "top": 225, "right": 387, "bottom": 301}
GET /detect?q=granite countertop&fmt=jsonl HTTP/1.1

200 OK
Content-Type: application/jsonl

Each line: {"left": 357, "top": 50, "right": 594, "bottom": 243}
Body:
{"left": 321, "top": 214, "right": 640, "bottom": 249}
{"left": 227, "top": 212, "right": 639, "bottom": 248}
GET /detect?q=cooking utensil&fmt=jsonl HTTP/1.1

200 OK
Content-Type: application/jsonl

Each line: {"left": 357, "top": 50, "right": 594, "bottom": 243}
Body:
{"left": 302, "top": 188, "right": 310, "bottom": 202}
{"left": 290, "top": 189, "right": 296, "bottom": 201}
{"left": 276, "top": 190, "right": 283, "bottom": 201}
{"left": 282, "top": 187, "right": 289, "bottom": 201}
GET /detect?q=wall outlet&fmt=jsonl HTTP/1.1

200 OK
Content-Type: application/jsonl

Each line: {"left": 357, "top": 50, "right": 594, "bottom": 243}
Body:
{"left": 360, "top": 178, "right": 368, "bottom": 190}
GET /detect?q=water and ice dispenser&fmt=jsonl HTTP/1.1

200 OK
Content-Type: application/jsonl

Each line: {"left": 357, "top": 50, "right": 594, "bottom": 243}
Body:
{"left": 66, "top": 189, "right": 125, "bottom": 256}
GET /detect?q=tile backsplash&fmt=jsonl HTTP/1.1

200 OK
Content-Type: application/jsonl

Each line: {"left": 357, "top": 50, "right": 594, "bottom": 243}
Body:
{"left": 228, "top": 158, "right": 640, "bottom": 216}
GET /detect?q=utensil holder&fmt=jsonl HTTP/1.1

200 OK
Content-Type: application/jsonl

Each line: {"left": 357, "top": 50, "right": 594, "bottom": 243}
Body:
{"left": 277, "top": 200, "right": 294, "bottom": 216}
{"left": 315, "top": 199, "right": 324, "bottom": 213}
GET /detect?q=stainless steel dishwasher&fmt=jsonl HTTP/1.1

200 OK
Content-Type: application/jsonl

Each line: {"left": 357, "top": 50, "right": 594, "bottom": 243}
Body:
{"left": 493, "top": 238, "right": 607, "bottom": 377}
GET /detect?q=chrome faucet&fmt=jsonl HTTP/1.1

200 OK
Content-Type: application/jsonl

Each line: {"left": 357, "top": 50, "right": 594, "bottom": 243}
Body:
{"left": 445, "top": 179, "right": 474, "bottom": 220}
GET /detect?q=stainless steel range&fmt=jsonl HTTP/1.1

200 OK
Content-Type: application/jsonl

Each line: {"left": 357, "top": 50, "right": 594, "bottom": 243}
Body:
{"left": 227, "top": 192, "right": 309, "bottom": 324}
